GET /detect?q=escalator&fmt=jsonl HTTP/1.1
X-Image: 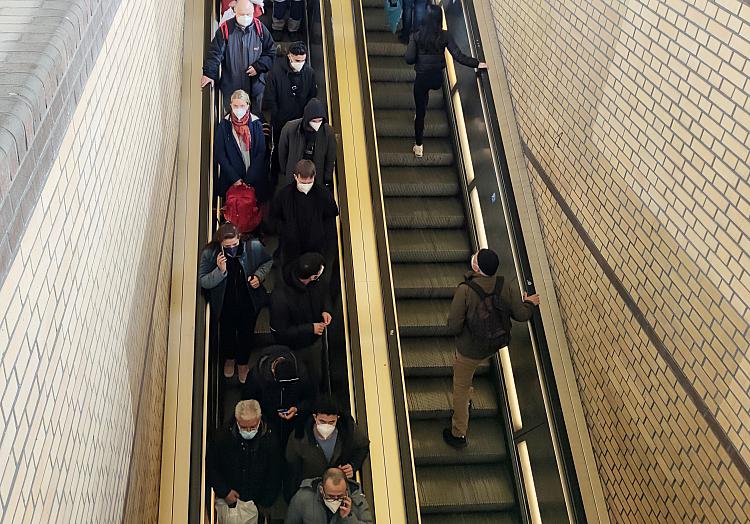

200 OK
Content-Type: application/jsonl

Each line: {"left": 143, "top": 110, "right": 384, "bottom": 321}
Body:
{"left": 361, "top": 2, "right": 520, "bottom": 522}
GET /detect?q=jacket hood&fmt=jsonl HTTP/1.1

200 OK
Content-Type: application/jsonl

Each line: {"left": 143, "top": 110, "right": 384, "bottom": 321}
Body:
{"left": 465, "top": 270, "right": 501, "bottom": 292}
{"left": 303, "top": 98, "right": 327, "bottom": 127}
{"left": 257, "top": 345, "right": 299, "bottom": 381}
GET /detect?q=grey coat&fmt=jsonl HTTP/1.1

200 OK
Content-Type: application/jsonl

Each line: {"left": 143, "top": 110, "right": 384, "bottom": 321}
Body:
{"left": 284, "top": 477, "right": 372, "bottom": 524}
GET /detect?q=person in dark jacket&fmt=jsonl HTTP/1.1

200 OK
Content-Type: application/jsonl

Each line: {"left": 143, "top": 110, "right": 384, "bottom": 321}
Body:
{"left": 270, "top": 253, "right": 333, "bottom": 388}
{"left": 215, "top": 89, "right": 270, "bottom": 201}
{"left": 285, "top": 396, "right": 370, "bottom": 502}
{"left": 208, "top": 400, "right": 283, "bottom": 520}
{"left": 264, "top": 41, "right": 318, "bottom": 181}
{"left": 271, "top": 0, "right": 305, "bottom": 38}
{"left": 443, "top": 249, "right": 540, "bottom": 449}
{"left": 404, "top": 5, "right": 486, "bottom": 158}
{"left": 278, "top": 98, "right": 337, "bottom": 186}
{"left": 199, "top": 222, "right": 273, "bottom": 382}
{"left": 398, "top": 0, "right": 427, "bottom": 43}
{"left": 285, "top": 468, "right": 373, "bottom": 524}
{"left": 270, "top": 160, "right": 339, "bottom": 269}
{"left": 242, "top": 344, "right": 316, "bottom": 446}
{"left": 201, "top": 0, "right": 276, "bottom": 113}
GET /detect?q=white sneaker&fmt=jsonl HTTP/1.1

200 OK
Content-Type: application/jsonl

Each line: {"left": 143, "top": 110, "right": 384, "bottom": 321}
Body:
{"left": 413, "top": 144, "right": 424, "bottom": 158}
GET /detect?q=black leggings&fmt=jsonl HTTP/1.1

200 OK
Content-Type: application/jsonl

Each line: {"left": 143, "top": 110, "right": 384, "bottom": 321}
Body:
{"left": 413, "top": 70, "right": 444, "bottom": 146}
{"left": 219, "top": 306, "right": 258, "bottom": 365}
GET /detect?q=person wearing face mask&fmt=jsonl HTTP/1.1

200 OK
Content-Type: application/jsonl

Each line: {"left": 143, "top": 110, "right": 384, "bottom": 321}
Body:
{"left": 278, "top": 98, "right": 337, "bottom": 187}
{"left": 285, "top": 467, "right": 373, "bottom": 524}
{"left": 202, "top": 0, "right": 276, "bottom": 114}
{"left": 443, "top": 248, "right": 541, "bottom": 449}
{"left": 269, "top": 160, "right": 339, "bottom": 270}
{"left": 270, "top": 252, "right": 334, "bottom": 390}
{"left": 242, "top": 344, "right": 316, "bottom": 446}
{"left": 219, "top": 0, "right": 264, "bottom": 27}
{"left": 284, "top": 396, "right": 370, "bottom": 503}
{"left": 214, "top": 90, "right": 270, "bottom": 202}
{"left": 207, "top": 400, "right": 283, "bottom": 523}
{"left": 199, "top": 222, "right": 273, "bottom": 382}
{"left": 264, "top": 41, "right": 318, "bottom": 184}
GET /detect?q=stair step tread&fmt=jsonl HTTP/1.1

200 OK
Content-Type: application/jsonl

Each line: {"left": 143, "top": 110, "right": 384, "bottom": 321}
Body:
{"left": 375, "top": 109, "right": 450, "bottom": 138}
{"left": 388, "top": 229, "right": 471, "bottom": 263}
{"left": 372, "top": 82, "right": 444, "bottom": 109}
{"left": 401, "top": 336, "right": 490, "bottom": 376}
{"left": 421, "top": 513, "right": 519, "bottom": 524}
{"left": 393, "top": 263, "right": 466, "bottom": 298}
{"left": 410, "top": 418, "right": 507, "bottom": 465}
{"left": 368, "top": 56, "right": 416, "bottom": 82}
{"left": 416, "top": 464, "right": 516, "bottom": 512}
{"left": 397, "top": 298, "right": 451, "bottom": 336}
{"left": 363, "top": 7, "right": 393, "bottom": 32}
{"left": 380, "top": 166, "right": 458, "bottom": 197}
{"left": 366, "top": 31, "right": 407, "bottom": 57}
{"left": 406, "top": 376, "right": 498, "bottom": 418}
{"left": 378, "top": 137, "right": 454, "bottom": 166}
{"left": 385, "top": 197, "right": 464, "bottom": 229}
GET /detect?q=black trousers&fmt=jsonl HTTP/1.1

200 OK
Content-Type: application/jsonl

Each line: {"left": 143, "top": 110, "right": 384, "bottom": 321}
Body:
{"left": 219, "top": 305, "right": 258, "bottom": 365}
{"left": 413, "top": 70, "right": 444, "bottom": 146}
{"left": 295, "top": 338, "right": 323, "bottom": 392}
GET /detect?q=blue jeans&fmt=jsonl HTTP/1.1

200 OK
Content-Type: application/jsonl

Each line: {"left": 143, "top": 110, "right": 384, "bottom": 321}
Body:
{"left": 272, "top": 0, "right": 304, "bottom": 31}
{"left": 402, "top": 0, "right": 427, "bottom": 36}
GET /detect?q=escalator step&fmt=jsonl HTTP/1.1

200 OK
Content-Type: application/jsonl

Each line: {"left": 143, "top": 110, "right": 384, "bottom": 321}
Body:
{"left": 417, "top": 464, "right": 516, "bottom": 513}
{"left": 410, "top": 418, "right": 507, "bottom": 465}
{"left": 362, "top": 0, "right": 388, "bottom": 8}
{"left": 385, "top": 197, "right": 464, "bottom": 229}
{"left": 401, "top": 337, "right": 489, "bottom": 376}
{"left": 388, "top": 229, "right": 471, "bottom": 263}
{"left": 366, "top": 31, "right": 407, "bottom": 57}
{"left": 256, "top": 307, "right": 270, "bottom": 334}
{"left": 378, "top": 137, "right": 454, "bottom": 166}
{"left": 369, "top": 56, "right": 416, "bottom": 82}
{"left": 381, "top": 166, "right": 458, "bottom": 197}
{"left": 421, "top": 513, "right": 520, "bottom": 524}
{"left": 396, "top": 298, "right": 451, "bottom": 336}
{"left": 393, "top": 263, "right": 466, "bottom": 298}
{"left": 372, "top": 82, "right": 444, "bottom": 110}
{"left": 363, "top": 7, "right": 392, "bottom": 32}
{"left": 376, "top": 109, "right": 450, "bottom": 138}
{"left": 406, "top": 376, "right": 498, "bottom": 418}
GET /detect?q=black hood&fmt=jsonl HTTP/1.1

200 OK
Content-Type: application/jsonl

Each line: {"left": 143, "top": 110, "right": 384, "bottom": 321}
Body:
{"left": 303, "top": 98, "right": 327, "bottom": 127}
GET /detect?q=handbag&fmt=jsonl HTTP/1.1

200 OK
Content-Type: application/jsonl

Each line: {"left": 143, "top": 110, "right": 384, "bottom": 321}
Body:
{"left": 215, "top": 498, "right": 258, "bottom": 524}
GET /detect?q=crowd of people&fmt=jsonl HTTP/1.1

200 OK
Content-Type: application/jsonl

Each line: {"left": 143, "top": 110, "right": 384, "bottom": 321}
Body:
{"left": 197, "top": 1, "right": 535, "bottom": 522}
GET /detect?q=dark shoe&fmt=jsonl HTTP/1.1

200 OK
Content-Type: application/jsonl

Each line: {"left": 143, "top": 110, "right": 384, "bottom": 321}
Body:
{"left": 442, "top": 428, "right": 467, "bottom": 449}
{"left": 398, "top": 32, "right": 409, "bottom": 44}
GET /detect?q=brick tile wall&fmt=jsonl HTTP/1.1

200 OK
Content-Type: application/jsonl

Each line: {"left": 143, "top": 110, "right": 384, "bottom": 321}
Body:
{"left": 0, "top": 0, "right": 184, "bottom": 521}
{"left": 488, "top": 0, "right": 750, "bottom": 521}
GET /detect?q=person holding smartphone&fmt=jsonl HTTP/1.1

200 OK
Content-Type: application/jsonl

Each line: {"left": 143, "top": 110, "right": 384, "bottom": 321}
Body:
{"left": 284, "top": 467, "right": 372, "bottom": 523}
{"left": 199, "top": 222, "right": 273, "bottom": 382}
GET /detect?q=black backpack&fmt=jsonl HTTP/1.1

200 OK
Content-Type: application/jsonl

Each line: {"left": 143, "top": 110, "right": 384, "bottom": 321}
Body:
{"left": 460, "top": 277, "right": 512, "bottom": 347}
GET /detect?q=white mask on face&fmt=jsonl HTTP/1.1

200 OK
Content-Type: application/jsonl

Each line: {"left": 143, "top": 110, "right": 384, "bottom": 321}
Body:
{"left": 323, "top": 499, "right": 342, "bottom": 513}
{"left": 309, "top": 120, "right": 323, "bottom": 132}
{"left": 232, "top": 106, "right": 248, "bottom": 119}
{"left": 236, "top": 14, "right": 253, "bottom": 27}
{"left": 316, "top": 422, "right": 336, "bottom": 439}
{"left": 290, "top": 60, "right": 305, "bottom": 72}
{"left": 297, "top": 180, "right": 314, "bottom": 194}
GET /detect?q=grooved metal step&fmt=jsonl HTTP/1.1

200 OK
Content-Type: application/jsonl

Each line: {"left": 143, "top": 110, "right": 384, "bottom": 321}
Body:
{"left": 406, "top": 376, "right": 498, "bottom": 419}
{"left": 396, "top": 298, "right": 451, "bottom": 336}
{"left": 416, "top": 465, "right": 517, "bottom": 513}
{"left": 421, "top": 513, "right": 520, "bottom": 524}
{"left": 366, "top": 31, "right": 407, "bottom": 57}
{"left": 385, "top": 197, "right": 464, "bottom": 229}
{"left": 369, "top": 56, "right": 416, "bottom": 82}
{"left": 376, "top": 109, "right": 450, "bottom": 138}
{"left": 363, "top": 7, "right": 393, "bottom": 32}
{"left": 388, "top": 229, "right": 471, "bottom": 263}
{"left": 393, "top": 262, "right": 467, "bottom": 298}
{"left": 378, "top": 137, "right": 454, "bottom": 166}
{"left": 401, "top": 337, "right": 490, "bottom": 376}
{"left": 410, "top": 418, "right": 507, "bottom": 465}
{"left": 381, "top": 166, "right": 458, "bottom": 197}
{"left": 372, "top": 82, "right": 444, "bottom": 110}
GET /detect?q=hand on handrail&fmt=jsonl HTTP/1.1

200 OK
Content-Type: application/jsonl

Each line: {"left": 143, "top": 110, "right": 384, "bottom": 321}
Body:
{"left": 201, "top": 75, "right": 215, "bottom": 88}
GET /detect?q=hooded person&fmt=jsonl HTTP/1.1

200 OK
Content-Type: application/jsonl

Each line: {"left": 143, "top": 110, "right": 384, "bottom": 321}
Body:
{"left": 277, "top": 98, "right": 338, "bottom": 186}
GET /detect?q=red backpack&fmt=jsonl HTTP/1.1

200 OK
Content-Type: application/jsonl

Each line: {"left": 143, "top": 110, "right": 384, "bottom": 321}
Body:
{"left": 223, "top": 184, "right": 262, "bottom": 234}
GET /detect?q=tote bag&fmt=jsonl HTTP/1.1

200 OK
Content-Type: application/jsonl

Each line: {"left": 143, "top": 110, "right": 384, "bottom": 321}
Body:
{"left": 215, "top": 498, "right": 258, "bottom": 524}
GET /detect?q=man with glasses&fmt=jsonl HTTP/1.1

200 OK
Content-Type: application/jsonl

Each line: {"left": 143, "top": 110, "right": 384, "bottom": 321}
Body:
{"left": 285, "top": 467, "right": 372, "bottom": 523}
{"left": 207, "top": 400, "right": 284, "bottom": 523}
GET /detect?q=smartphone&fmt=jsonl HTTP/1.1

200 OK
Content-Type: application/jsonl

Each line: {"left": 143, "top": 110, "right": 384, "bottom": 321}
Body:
{"left": 277, "top": 408, "right": 288, "bottom": 414}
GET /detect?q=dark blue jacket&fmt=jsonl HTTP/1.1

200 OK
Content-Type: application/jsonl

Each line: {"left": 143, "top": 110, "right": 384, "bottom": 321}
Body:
{"left": 214, "top": 114, "right": 269, "bottom": 200}
{"left": 199, "top": 239, "right": 273, "bottom": 318}
{"left": 203, "top": 18, "right": 276, "bottom": 101}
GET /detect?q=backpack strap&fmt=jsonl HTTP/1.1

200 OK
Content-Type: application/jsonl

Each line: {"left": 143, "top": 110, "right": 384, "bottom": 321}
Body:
{"left": 460, "top": 278, "right": 489, "bottom": 299}
{"left": 220, "top": 20, "right": 229, "bottom": 41}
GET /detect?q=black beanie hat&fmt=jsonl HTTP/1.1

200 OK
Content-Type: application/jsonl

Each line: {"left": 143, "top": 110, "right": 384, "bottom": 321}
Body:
{"left": 476, "top": 249, "right": 499, "bottom": 276}
{"left": 296, "top": 252, "right": 325, "bottom": 279}
{"left": 274, "top": 357, "right": 297, "bottom": 381}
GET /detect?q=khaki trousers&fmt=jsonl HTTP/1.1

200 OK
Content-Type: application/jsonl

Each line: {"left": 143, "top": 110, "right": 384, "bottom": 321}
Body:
{"left": 451, "top": 351, "right": 488, "bottom": 438}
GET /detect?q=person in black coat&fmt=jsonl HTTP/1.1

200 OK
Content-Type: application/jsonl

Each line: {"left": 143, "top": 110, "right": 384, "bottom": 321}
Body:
{"left": 214, "top": 89, "right": 270, "bottom": 200}
{"left": 270, "top": 253, "right": 333, "bottom": 389}
{"left": 278, "top": 98, "right": 337, "bottom": 186}
{"left": 207, "top": 400, "right": 283, "bottom": 515}
{"left": 242, "top": 345, "right": 316, "bottom": 446}
{"left": 201, "top": 0, "right": 276, "bottom": 112}
{"left": 269, "top": 159, "right": 339, "bottom": 269}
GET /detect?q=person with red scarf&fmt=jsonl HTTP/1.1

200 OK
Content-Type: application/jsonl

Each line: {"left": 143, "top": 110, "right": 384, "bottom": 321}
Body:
{"left": 214, "top": 89, "right": 270, "bottom": 201}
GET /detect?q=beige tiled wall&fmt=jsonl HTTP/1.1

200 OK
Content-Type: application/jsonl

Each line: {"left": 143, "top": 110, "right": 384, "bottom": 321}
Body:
{"left": 0, "top": 0, "right": 184, "bottom": 521}
{"left": 488, "top": 0, "right": 750, "bottom": 521}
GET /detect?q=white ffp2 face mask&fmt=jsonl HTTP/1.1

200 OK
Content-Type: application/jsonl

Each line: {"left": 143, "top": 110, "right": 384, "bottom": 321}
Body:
{"left": 290, "top": 60, "right": 305, "bottom": 72}
{"left": 316, "top": 422, "right": 336, "bottom": 439}
{"left": 232, "top": 106, "right": 248, "bottom": 119}
{"left": 297, "top": 180, "right": 314, "bottom": 194}
{"left": 236, "top": 14, "right": 253, "bottom": 27}
{"left": 323, "top": 499, "right": 342, "bottom": 513}
{"left": 309, "top": 120, "right": 323, "bottom": 132}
